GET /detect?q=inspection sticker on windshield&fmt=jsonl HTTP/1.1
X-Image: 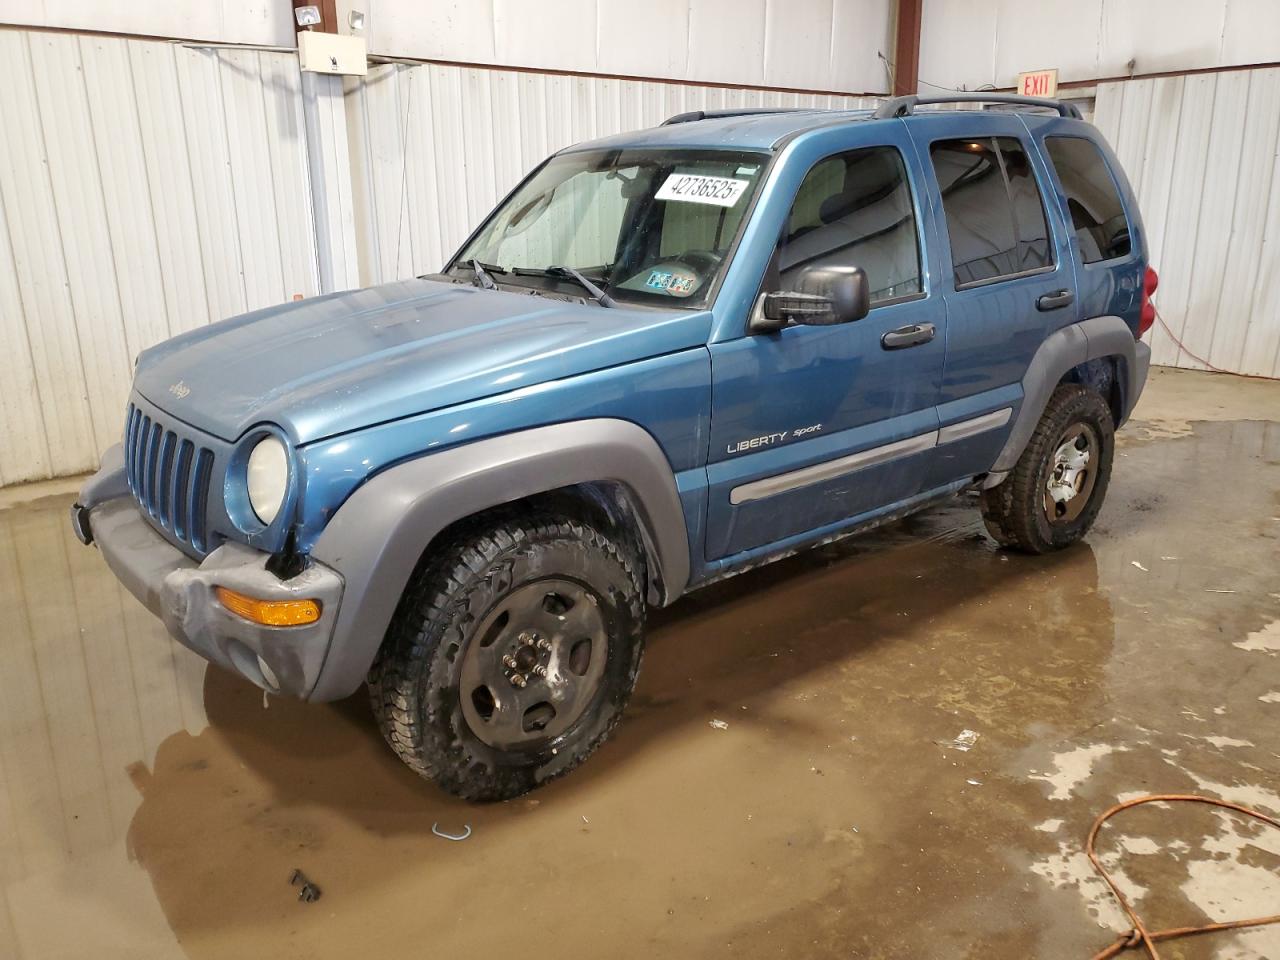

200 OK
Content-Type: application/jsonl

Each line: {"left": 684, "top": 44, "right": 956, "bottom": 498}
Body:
{"left": 656, "top": 173, "right": 749, "bottom": 207}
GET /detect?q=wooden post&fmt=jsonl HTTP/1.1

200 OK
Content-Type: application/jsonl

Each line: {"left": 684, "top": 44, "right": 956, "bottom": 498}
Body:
{"left": 892, "top": 0, "right": 922, "bottom": 96}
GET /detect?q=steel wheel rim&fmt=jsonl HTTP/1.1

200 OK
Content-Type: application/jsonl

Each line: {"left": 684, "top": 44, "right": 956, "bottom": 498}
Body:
{"left": 1043, "top": 421, "right": 1099, "bottom": 524}
{"left": 459, "top": 578, "right": 609, "bottom": 751}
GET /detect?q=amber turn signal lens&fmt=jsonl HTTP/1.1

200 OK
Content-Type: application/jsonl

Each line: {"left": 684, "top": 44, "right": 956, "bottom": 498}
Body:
{"left": 215, "top": 587, "right": 321, "bottom": 626}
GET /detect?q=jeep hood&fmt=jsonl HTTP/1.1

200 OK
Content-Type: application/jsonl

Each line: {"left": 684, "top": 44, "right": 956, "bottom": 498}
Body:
{"left": 133, "top": 279, "right": 712, "bottom": 444}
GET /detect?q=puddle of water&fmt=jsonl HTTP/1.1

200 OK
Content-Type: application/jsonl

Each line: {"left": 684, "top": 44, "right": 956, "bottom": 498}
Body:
{"left": 0, "top": 411, "right": 1277, "bottom": 959}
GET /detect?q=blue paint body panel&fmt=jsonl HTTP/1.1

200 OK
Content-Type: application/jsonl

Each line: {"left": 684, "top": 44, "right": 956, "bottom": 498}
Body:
{"left": 1020, "top": 114, "right": 1149, "bottom": 337}
{"left": 118, "top": 105, "right": 1149, "bottom": 596}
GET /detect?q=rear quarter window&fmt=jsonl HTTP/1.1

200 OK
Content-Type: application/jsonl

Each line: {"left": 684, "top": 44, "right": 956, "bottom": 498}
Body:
{"left": 1044, "top": 137, "right": 1132, "bottom": 263}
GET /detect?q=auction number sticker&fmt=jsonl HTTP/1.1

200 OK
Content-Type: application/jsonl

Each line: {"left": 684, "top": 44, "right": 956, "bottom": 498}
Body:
{"left": 656, "top": 173, "right": 749, "bottom": 207}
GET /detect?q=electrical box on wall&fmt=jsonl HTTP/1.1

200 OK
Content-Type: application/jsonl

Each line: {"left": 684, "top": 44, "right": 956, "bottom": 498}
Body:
{"left": 298, "top": 30, "right": 367, "bottom": 76}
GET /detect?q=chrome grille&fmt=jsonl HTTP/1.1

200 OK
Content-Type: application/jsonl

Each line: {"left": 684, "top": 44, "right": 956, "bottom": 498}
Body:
{"left": 123, "top": 403, "right": 214, "bottom": 552}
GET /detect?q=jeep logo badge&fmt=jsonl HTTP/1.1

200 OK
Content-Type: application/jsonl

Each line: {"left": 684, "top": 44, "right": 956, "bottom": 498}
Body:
{"left": 168, "top": 381, "right": 191, "bottom": 400}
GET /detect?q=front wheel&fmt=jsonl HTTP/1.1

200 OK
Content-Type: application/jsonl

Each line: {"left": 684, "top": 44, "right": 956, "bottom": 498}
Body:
{"left": 980, "top": 384, "right": 1115, "bottom": 554}
{"left": 368, "top": 512, "right": 646, "bottom": 801}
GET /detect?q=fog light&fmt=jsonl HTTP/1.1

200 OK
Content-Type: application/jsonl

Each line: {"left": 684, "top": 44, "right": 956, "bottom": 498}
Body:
{"left": 215, "top": 586, "right": 321, "bottom": 626}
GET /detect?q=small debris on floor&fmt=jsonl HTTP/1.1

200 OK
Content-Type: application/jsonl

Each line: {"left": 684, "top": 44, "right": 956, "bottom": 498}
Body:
{"left": 709, "top": 719, "right": 729, "bottom": 730}
{"left": 1131, "top": 560, "right": 1148, "bottom": 572}
{"left": 966, "top": 779, "right": 983, "bottom": 786}
{"left": 289, "top": 868, "right": 321, "bottom": 903}
{"left": 949, "top": 729, "right": 980, "bottom": 752}
{"left": 431, "top": 823, "right": 472, "bottom": 842}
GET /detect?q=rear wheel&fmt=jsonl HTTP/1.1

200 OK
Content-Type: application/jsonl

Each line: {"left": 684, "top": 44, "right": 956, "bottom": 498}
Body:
{"left": 980, "top": 384, "right": 1114, "bottom": 554}
{"left": 368, "top": 512, "right": 645, "bottom": 801}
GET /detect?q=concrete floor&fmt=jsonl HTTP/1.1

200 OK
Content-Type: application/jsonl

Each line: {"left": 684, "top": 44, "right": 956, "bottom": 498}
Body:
{"left": 1, "top": 366, "right": 1278, "bottom": 960}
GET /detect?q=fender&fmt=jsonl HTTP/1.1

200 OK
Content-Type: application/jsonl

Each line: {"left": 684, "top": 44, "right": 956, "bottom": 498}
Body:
{"left": 307, "top": 418, "right": 692, "bottom": 701}
{"left": 985, "top": 315, "right": 1151, "bottom": 486}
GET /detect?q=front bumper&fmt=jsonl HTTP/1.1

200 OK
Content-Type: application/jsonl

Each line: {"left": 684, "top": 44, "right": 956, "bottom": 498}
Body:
{"left": 73, "top": 448, "right": 344, "bottom": 699}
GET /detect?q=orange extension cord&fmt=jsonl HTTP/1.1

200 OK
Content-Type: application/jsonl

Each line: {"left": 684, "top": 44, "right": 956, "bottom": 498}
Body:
{"left": 1087, "top": 794, "right": 1280, "bottom": 959}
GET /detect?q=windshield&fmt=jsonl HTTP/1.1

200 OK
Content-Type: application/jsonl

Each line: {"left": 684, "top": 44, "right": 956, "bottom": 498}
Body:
{"left": 451, "top": 147, "right": 771, "bottom": 309}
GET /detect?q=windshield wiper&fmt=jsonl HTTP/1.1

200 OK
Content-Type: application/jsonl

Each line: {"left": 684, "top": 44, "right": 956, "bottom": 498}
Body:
{"left": 455, "top": 258, "right": 505, "bottom": 290}
{"left": 542, "top": 265, "right": 616, "bottom": 308}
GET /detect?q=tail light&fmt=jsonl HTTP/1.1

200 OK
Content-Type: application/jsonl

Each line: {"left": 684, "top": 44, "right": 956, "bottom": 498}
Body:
{"left": 1138, "top": 267, "right": 1158, "bottom": 338}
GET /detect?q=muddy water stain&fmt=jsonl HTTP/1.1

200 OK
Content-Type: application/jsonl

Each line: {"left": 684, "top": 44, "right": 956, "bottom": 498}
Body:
{"left": 1, "top": 389, "right": 1278, "bottom": 958}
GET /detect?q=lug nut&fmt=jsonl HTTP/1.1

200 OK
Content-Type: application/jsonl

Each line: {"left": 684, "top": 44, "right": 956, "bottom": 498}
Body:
{"left": 536, "top": 638, "right": 552, "bottom": 652}
{"left": 531, "top": 664, "right": 548, "bottom": 678}
{"left": 502, "top": 654, "right": 518, "bottom": 669}
{"left": 509, "top": 673, "right": 527, "bottom": 688}
{"left": 519, "top": 631, "right": 537, "bottom": 646}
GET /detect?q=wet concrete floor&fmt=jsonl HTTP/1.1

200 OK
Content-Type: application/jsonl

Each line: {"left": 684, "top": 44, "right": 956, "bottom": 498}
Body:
{"left": 1, "top": 366, "right": 1278, "bottom": 959}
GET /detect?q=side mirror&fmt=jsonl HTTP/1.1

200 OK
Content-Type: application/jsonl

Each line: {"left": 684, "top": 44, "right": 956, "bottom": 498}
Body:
{"left": 753, "top": 265, "right": 870, "bottom": 334}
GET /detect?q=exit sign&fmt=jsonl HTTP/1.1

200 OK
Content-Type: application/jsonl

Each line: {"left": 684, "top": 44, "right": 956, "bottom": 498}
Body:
{"left": 1018, "top": 69, "right": 1059, "bottom": 98}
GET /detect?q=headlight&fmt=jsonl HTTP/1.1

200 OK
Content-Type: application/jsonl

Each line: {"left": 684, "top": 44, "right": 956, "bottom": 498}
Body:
{"left": 246, "top": 436, "right": 288, "bottom": 525}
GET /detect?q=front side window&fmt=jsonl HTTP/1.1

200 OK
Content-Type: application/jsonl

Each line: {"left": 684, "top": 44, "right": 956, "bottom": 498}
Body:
{"left": 771, "top": 146, "right": 922, "bottom": 304}
{"left": 929, "top": 137, "right": 1053, "bottom": 287}
{"left": 1044, "top": 136, "right": 1131, "bottom": 263}
{"left": 453, "top": 148, "right": 769, "bottom": 308}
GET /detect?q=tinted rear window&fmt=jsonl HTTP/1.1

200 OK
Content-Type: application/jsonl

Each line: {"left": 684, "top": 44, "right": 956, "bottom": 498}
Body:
{"left": 929, "top": 137, "right": 1053, "bottom": 287}
{"left": 996, "top": 137, "right": 1052, "bottom": 273}
{"left": 1044, "top": 136, "right": 1131, "bottom": 263}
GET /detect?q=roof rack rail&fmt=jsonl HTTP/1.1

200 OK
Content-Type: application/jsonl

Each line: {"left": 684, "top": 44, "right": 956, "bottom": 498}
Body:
{"left": 871, "top": 93, "right": 1082, "bottom": 120}
{"left": 661, "top": 107, "right": 809, "bottom": 126}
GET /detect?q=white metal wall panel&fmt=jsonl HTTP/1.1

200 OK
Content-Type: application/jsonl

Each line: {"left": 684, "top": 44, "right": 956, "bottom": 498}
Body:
{"left": 1096, "top": 67, "right": 1280, "bottom": 379}
{"left": 0, "top": 30, "right": 320, "bottom": 485}
{"left": 0, "top": 190, "right": 50, "bottom": 488}
{"left": 29, "top": 33, "right": 141, "bottom": 460}
{"left": 129, "top": 41, "right": 214, "bottom": 338}
{"left": 0, "top": 30, "right": 97, "bottom": 481}
{"left": 346, "top": 61, "right": 875, "bottom": 286}
{"left": 0, "top": 0, "right": 294, "bottom": 48}
{"left": 922, "top": 0, "right": 1280, "bottom": 94}
{"left": 364, "top": 0, "right": 894, "bottom": 94}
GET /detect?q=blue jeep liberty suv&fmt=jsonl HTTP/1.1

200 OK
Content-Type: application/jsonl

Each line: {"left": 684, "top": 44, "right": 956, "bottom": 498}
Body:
{"left": 72, "top": 94, "right": 1156, "bottom": 799}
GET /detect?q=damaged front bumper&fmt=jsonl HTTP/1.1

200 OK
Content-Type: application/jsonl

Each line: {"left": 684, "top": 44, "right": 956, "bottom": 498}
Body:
{"left": 72, "top": 445, "right": 344, "bottom": 699}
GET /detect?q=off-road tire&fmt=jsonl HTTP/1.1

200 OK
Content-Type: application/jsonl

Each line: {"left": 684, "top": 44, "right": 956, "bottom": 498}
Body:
{"left": 368, "top": 512, "right": 645, "bottom": 801}
{"left": 980, "top": 384, "right": 1115, "bottom": 554}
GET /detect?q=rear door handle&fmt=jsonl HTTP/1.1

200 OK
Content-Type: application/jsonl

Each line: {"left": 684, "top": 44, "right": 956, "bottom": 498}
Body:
{"left": 881, "top": 322, "right": 936, "bottom": 350}
{"left": 1036, "top": 289, "right": 1074, "bottom": 311}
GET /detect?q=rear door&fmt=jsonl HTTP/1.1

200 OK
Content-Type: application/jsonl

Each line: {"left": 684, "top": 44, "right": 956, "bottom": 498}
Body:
{"left": 908, "top": 115, "right": 1077, "bottom": 487}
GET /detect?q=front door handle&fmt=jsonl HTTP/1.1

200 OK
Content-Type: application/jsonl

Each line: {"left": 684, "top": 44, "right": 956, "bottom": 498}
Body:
{"left": 881, "top": 322, "right": 936, "bottom": 350}
{"left": 1036, "top": 289, "right": 1074, "bottom": 311}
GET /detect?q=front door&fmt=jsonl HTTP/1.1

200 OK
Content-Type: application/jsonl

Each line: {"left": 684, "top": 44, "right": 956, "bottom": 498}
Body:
{"left": 704, "top": 135, "right": 944, "bottom": 561}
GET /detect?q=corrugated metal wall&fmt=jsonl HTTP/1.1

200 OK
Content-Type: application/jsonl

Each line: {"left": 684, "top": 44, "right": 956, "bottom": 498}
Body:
{"left": 344, "top": 62, "right": 875, "bottom": 285}
{"left": 1095, "top": 67, "right": 1280, "bottom": 379}
{"left": 361, "top": 0, "right": 894, "bottom": 95}
{"left": 920, "top": 0, "right": 1280, "bottom": 94}
{"left": 0, "top": 29, "right": 320, "bottom": 486}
